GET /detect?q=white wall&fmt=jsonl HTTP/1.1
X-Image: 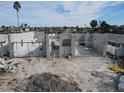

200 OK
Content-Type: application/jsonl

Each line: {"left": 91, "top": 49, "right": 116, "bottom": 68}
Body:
{"left": 92, "top": 33, "right": 124, "bottom": 56}
{"left": 0, "top": 32, "right": 124, "bottom": 58}
{"left": 71, "top": 34, "right": 84, "bottom": 57}
{"left": 9, "top": 32, "right": 45, "bottom": 57}
{"left": 93, "top": 33, "right": 108, "bottom": 56}
{"left": 61, "top": 33, "right": 71, "bottom": 57}
{"left": 84, "top": 34, "right": 93, "bottom": 47}
{"left": 47, "top": 34, "right": 60, "bottom": 58}
{"left": 10, "top": 32, "right": 36, "bottom": 42}
{"left": 0, "top": 34, "right": 9, "bottom": 56}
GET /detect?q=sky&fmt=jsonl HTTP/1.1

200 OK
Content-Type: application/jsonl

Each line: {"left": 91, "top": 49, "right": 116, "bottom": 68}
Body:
{"left": 0, "top": 1, "right": 124, "bottom": 27}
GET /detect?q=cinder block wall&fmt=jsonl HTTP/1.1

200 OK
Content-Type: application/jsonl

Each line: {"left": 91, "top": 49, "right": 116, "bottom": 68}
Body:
{"left": 0, "top": 32, "right": 124, "bottom": 58}
{"left": 59, "top": 34, "right": 63, "bottom": 57}
{"left": 84, "top": 34, "right": 93, "bottom": 47}
{"left": 0, "top": 34, "right": 9, "bottom": 56}
{"left": 60, "top": 33, "right": 71, "bottom": 57}
{"left": 45, "top": 34, "right": 50, "bottom": 58}
{"left": 92, "top": 33, "right": 124, "bottom": 56}
{"left": 46, "top": 34, "right": 60, "bottom": 58}
{"left": 92, "top": 33, "right": 108, "bottom": 56}
{"left": 71, "top": 33, "right": 85, "bottom": 57}
{"left": 9, "top": 31, "right": 45, "bottom": 57}
{"left": 108, "top": 34, "right": 124, "bottom": 44}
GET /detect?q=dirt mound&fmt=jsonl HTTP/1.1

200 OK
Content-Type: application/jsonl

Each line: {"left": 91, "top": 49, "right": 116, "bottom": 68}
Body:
{"left": 17, "top": 73, "right": 81, "bottom": 92}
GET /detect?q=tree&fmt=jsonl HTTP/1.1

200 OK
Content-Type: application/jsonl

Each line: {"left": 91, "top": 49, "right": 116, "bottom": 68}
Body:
{"left": 64, "top": 26, "right": 67, "bottom": 30}
{"left": 90, "top": 20, "right": 98, "bottom": 32}
{"left": 24, "top": 24, "right": 27, "bottom": 27}
{"left": 90, "top": 20, "right": 98, "bottom": 28}
{"left": 0, "top": 25, "right": 5, "bottom": 32}
{"left": 13, "top": 1, "right": 21, "bottom": 27}
{"left": 1, "top": 25, "right": 5, "bottom": 29}
{"left": 99, "top": 21, "right": 111, "bottom": 33}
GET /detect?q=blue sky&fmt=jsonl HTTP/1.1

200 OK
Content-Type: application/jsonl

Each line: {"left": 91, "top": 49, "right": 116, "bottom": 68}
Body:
{"left": 0, "top": 1, "right": 124, "bottom": 27}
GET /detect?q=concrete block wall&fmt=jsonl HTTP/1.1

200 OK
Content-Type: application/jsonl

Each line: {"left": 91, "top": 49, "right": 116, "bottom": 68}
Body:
{"left": 0, "top": 34, "right": 9, "bottom": 56}
{"left": 84, "top": 34, "right": 93, "bottom": 47}
{"left": 108, "top": 34, "right": 124, "bottom": 44}
{"left": 59, "top": 34, "right": 63, "bottom": 57}
{"left": 71, "top": 33, "right": 108, "bottom": 57}
{"left": 92, "top": 33, "right": 124, "bottom": 56}
{"left": 46, "top": 34, "right": 50, "bottom": 58}
{"left": 71, "top": 33, "right": 85, "bottom": 57}
{"left": 60, "top": 33, "right": 71, "bottom": 57}
{"left": 108, "top": 34, "right": 124, "bottom": 56}
{"left": 9, "top": 32, "right": 42, "bottom": 42}
{"left": 0, "top": 32, "right": 124, "bottom": 58}
{"left": 48, "top": 34, "right": 60, "bottom": 58}
{"left": 92, "top": 33, "right": 108, "bottom": 56}
{"left": 9, "top": 32, "right": 46, "bottom": 57}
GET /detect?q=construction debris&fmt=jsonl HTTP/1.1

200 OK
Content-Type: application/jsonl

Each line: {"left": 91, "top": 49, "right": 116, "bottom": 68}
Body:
{"left": 16, "top": 73, "right": 81, "bottom": 92}
{"left": 0, "top": 56, "right": 118, "bottom": 92}
{"left": 108, "top": 65, "right": 124, "bottom": 73}
{"left": 91, "top": 71, "right": 115, "bottom": 78}
{"left": 117, "top": 75, "right": 124, "bottom": 92}
{"left": 0, "top": 58, "right": 24, "bottom": 73}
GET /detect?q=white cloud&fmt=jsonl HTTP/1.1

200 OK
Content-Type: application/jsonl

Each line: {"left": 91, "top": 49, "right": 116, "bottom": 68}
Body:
{"left": 0, "top": 1, "right": 123, "bottom": 26}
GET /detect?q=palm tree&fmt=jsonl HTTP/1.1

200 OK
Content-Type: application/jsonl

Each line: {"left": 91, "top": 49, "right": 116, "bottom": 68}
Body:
{"left": 13, "top": 1, "right": 21, "bottom": 27}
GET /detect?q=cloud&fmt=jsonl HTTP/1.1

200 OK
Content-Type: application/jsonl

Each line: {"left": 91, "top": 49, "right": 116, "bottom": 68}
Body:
{"left": 0, "top": 1, "right": 123, "bottom": 26}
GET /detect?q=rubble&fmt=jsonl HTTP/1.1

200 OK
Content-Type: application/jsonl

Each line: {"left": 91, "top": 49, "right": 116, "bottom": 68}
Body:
{"left": 119, "top": 76, "right": 124, "bottom": 83}
{"left": 118, "top": 75, "right": 124, "bottom": 92}
{"left": 91, "top": 71, "right": 114, "bottom": 78}
{"left": 16, "top": 73, "right": 81, "bottom": 92}
{"left": 113, "top": 74, "right": 124, "bottom": 92}
{"left": 0, "top": 57, "right": 117, "bottom": 92}
{"left": 0, "top": 58, "right": 24, "bottom": 73}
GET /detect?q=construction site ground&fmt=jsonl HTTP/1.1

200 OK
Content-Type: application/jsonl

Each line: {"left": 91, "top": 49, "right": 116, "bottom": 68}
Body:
{"left": 0, "top": 55, "right": 117, "bottom": 92}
